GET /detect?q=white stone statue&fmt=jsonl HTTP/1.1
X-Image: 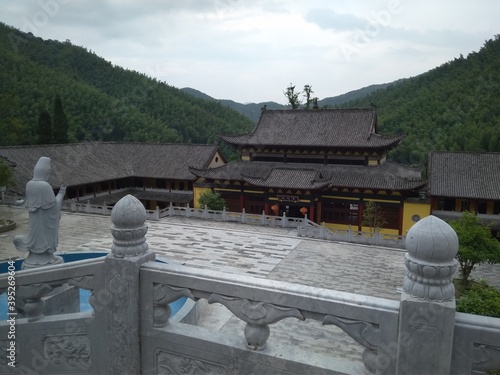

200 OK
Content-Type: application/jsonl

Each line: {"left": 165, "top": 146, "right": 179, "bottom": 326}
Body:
{"left": 13, "top": 157, "right": 65, "bottom": 269}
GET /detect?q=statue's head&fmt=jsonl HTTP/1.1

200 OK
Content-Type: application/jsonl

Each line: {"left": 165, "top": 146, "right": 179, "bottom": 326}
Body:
{"left": 33, "top": 157, "right": 52, "bottom": 181}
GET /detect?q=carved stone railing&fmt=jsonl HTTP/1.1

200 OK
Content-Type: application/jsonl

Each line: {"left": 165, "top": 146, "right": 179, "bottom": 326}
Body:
{"left": 3, "top": 193, "right": 500, "bottom": 375}
{"left": 140, "top": 261, "right": 400, "bottom": 374}
{"left": 297, "top": 219, "right": 406, "bottom": 249}
{"left": 452, "top": 312, "right": 500, "bottom": 374}
{"left": 0, "top": 257, "right": 107, "bottom": 373}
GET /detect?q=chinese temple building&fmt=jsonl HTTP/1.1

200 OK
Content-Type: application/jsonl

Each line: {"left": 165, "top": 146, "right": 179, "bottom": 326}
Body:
{"left": 0, "top": 143, "right": 224, "bottom": 210}
{"left": 428, "top": 151, "right": 500, "bottom": 236}
{"left": 190, "top": 108, "right": 429, "bottom": 235}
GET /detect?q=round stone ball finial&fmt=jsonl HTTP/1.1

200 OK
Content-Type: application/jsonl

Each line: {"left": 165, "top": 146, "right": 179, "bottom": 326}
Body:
{"left": 110, "top": 195, "right": 148, "bottom": 258}
{"left": 403, "top": 215, "right": 459, "bottom": 301}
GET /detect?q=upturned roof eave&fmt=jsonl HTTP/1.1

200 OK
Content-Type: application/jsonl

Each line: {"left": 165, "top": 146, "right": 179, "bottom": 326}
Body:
{"left": 221, "top": 135, "right": 404, "bottom": 150}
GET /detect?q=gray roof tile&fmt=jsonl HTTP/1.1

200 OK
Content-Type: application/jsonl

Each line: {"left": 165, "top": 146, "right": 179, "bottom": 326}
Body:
{"left": 221, "top": 108, "right": 403, "bottom": 149}
{"left": 429, "top": 151, "right": 500, "bottom": 200}
{"left": 0, "top": 143, "right": 218, "bottom": 193}
{"left": 190, "top": 161, "right": 425, "bottom": 191}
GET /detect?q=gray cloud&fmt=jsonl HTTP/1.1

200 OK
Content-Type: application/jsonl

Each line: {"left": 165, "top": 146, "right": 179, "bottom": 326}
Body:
{"left": 304, "top": 8, "right": 366, "bottom": 31}
{"left": 0, "top": 0, "right": 498, "bottom": 103}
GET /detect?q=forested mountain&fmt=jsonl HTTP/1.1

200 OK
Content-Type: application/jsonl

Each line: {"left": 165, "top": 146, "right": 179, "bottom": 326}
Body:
{"left": 317, "top": 82, "right": 399, "bottom": 108}
{"left": 181, "top": 84, "right": 393, "bottom": 123}
{"left": 338, "top": 36, "right": 500, "bottom": 165}
{"left": 0, "top": 22, "right": 254, "bottom": 157}
{"left": 181, "top": 87, "right": 284, "bottom": 123}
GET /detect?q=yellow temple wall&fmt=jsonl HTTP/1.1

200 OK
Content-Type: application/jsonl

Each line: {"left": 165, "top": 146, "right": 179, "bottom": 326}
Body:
{"left": 402, "top": 201, "right": 431, "bottom": 234}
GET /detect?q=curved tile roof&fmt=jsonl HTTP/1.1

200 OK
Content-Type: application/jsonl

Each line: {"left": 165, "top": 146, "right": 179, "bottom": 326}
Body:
{"left": 221, "top": 108, "right": 403, "bottom": 149}
{"left": 429, "top": 151, "right": 500, "bottom": 200}
{"left": 242, "top": 168, "right": 330, "bottom": 190}
{"left": 190, "top": 161, "right": 425, "bottom": 191}
{"left": 0, "top": 143, "right": 219, "bottom": 193}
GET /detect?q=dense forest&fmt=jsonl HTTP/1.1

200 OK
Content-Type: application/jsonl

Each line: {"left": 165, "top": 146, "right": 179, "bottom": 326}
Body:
{"left": 0, "top": 22, "right": 254, "bottom": 158}
{"left": 337, "top": 36, "right": 500, "bottom": 165}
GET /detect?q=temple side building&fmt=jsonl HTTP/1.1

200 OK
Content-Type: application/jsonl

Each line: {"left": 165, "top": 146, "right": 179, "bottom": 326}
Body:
{"left": 190, "top": 108, "right": 429, "bottom": 235}
{"left": 429, "top": 151, "right": 500, "bottom": 237}
{"left": 0, "top": 142, "right": 224, "bottom": 209}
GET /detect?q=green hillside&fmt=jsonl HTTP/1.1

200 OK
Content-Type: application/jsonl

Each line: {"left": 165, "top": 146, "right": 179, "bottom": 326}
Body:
{"left": 338, "top": 36, "right": 500, "bottom": 165}
{"left": 0, "top": 22, "right": 254, "bottom": 157}
{"left": 181, "top": 87, "right": 285, "bottom": 123}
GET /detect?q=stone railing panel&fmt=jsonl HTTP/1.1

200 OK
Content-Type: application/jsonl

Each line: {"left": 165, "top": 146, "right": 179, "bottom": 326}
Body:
{"left": 0, "top": 257, "right": 108, "bottom": 373}
{"left": 140, "top": 261, "right": 400, "bottom": 374}
{"left": 451, "top": 312, "right": 500, "bottom": 375}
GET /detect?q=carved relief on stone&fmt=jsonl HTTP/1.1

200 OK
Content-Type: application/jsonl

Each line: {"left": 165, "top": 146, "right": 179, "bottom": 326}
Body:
{"left": 156, "top": 349, "right": 229, "bottom": 375}
{"left": 42, "top": 334, "right": 91, "bottom": 371}
{"left": 403, "top": 215, "right": 459, "bottom": 302}
{"left": 110, "top": 195, "right": 149, "bottom": 258}
{"left": 323, "top": 315, "right": 379, "bottom": 374}
{"left": 108, "top": 272, "right": 131, "bottom": 373}
{"left": 472, "top": 344, "right": 500, "bottom": 374}
{"left": 402, "top": 256, "right": 458, "bottom": 302}
{"left": 208, "top": 294, "right": 304, "bottom": 350}
{"left": 153, "top": 284, "right": 195, "bottom": 327}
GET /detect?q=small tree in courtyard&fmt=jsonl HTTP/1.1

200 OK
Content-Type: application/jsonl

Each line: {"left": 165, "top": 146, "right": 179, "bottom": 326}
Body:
{"left": 0, "top": 159, "right": 13, "bottom": 188}
{"left": 198, "top": 190, "right": 226, "bottom": 211}
{"left": 361, "top": 201, "right": 387, "bottom": 233}
{"left": 448, "top": 211, "right": 500, "bottom": 287}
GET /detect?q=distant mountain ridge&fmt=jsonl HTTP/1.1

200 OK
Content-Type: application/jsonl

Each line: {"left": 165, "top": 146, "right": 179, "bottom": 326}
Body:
{"left": 181, "top": 84, "right": 398, "bottom": 122}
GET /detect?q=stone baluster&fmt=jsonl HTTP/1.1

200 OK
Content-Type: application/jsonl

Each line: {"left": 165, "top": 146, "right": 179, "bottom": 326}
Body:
{"left": 208, "top": 294, "right": 304, "bottom": 350}
{"left": 105, "top": 194, "right": 155, "bottom": 374}
{"left": 396, "top": 215, "right": 459, "bottom": 374}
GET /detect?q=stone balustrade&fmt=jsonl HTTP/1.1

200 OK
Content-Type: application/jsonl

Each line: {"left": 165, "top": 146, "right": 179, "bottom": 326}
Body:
{"left": 0, "top": 195, "right": 499, "bottom": 374}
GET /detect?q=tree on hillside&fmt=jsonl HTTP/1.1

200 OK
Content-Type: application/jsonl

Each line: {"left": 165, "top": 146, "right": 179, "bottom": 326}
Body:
{"left": 303, "top": 84, "right": 314, "bottom": 109}
{"left": 198, "top": 190, "right": 226, "bottom": 211}
{"left": 284, "top": 83, "right": 302, "bottom": 109}
{"left": 52, "top": 95, "right": 69, "bottom": 144}
{"left": 37, "top": 109, "right": 52, "bottom": 144}
{"left": 449, "top": 211, "right": 500, "bottom": 286}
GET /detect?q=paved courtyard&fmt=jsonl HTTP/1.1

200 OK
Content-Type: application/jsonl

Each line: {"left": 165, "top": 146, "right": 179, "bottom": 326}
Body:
{"left": 1, "top": 204, "right": 499, "bottom": 366}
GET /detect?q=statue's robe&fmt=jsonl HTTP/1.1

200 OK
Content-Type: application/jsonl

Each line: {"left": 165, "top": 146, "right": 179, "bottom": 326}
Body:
{"left": 14, "top": 157, "right": 61, "bottom": 254}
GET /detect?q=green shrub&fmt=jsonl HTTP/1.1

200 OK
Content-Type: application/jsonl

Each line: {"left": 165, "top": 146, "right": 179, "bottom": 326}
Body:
{"left": 198, "top": 190, "right": 226, "bottom": 211}
{"left": 456, "top": 280, "right": 500, "bottom": 318}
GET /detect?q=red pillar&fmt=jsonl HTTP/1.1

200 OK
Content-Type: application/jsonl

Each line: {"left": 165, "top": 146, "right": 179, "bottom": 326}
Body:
{"left": 309, "top": 205, "right": 315, "bottom": 223}
{"left": 358, "top": 202, "right": 363, "bottom": 231}
{"left": 264, "top": 202, "right": 270, "bottom": 215}
{"left": 240, "top": 194, "right": 245, "bottom": 212}
{"left": 399, "top": 204, "right": 404, "bottom": 235}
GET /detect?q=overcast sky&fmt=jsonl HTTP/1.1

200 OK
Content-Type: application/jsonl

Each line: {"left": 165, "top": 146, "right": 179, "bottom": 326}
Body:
{"left": 1, "top": 1, "right": 499, "bottom": 104}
